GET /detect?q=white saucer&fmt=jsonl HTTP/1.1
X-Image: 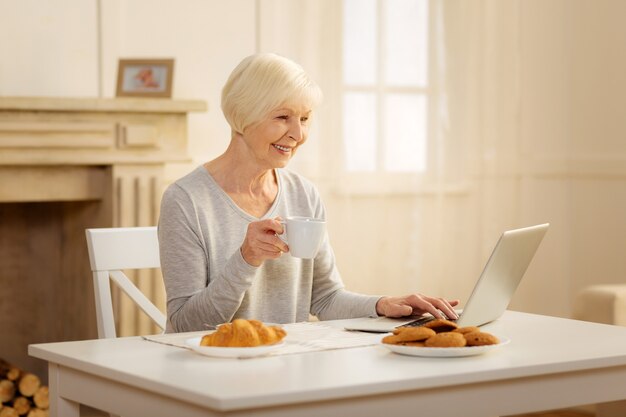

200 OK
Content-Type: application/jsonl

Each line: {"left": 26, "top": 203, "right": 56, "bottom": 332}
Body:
{"left": 381, "top": 336, "right": 510, "bottom": 358}
{"left": 185, "top": 337, "right": 285, "bottom": 359}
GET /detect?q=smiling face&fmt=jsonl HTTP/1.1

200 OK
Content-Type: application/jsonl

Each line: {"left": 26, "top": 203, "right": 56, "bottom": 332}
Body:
{"left": 239, "top": 103, "right": 312, "bottom": 170}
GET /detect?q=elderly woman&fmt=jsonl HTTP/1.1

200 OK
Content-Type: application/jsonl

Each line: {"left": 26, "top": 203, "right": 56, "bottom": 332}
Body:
{"left": 158, "top": 53, "right": 458, "bottom": 333}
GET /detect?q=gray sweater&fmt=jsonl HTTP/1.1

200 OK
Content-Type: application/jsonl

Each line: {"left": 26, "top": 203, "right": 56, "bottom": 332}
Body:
{"left": 158, "top": 166, "right": 380, "bottom": 332}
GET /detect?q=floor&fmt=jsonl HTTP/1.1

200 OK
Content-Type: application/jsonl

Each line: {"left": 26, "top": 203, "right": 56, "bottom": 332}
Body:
{"left": 80, "top": 406, "right": 593, "bottom": 417}
{"left": 508, "top": 410, "right": 593, "bottom": 417}
{"left": 80, "top": 405, "right": 107, "bottom": 417}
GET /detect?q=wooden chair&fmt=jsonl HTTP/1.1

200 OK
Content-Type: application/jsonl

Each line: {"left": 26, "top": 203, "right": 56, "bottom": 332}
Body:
{"left": 85, "top": 227, "right": 166, "bottom": 339}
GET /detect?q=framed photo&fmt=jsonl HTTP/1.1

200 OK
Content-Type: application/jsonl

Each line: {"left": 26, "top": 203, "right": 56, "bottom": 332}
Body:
{"left": 116, "top": 58, "right": 174, "bottom": 98}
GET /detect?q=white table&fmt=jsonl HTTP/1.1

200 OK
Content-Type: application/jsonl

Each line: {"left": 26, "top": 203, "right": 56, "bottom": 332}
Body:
{"left": 29, "top": 311, "right": 626, "bottom": 417}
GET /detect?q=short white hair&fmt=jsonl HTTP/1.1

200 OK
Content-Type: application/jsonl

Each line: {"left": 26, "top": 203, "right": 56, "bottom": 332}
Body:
{"left": 221, "top": 53, "right": 323, "bottom": 135}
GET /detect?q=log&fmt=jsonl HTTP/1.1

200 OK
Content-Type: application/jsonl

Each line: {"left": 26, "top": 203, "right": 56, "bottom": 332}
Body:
{"left": 11, "top": 397, "right": 30, "bottom": 416}
{"left": 16, "top": 374, "right": 39, "bottom": 397}
{"left": 0, "top": 379, "right": 16, "bottom": 403}
{"left": 0, "top": 407, "right": 19, "bottom": 417}
{"left": 0, "top": 360, "right": 19, "bottom": 381}
{"left": 32, "top": 387, "right": 48, "bottom": 410}
{"left": 25, "top": 410, "right": 47, "bottom": 417}
{"left": 5, "top": 368, "right": 20, "bottom": 382}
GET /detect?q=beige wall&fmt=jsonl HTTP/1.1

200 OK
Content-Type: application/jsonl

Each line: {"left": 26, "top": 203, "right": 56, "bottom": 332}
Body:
{"left": 2, "top": 0, "right": 625, "bottom": 319}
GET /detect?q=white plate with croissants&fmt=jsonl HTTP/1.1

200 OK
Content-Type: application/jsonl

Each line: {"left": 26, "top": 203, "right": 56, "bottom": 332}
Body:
{"left": 185, "top": 319, "right": 286, "bottom": 359}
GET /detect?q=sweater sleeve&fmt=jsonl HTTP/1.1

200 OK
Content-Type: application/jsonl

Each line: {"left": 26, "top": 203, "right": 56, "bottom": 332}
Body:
{"left": 158, "top": 185, "right": 258, "bottom": 332}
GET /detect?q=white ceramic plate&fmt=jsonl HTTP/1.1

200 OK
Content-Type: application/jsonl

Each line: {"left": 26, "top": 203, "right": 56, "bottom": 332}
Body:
{"left": 381, "top": 336, "right": 510, "bottom": 358}
{"left": 185, "top": 337, "right": 285, "bottom": 359}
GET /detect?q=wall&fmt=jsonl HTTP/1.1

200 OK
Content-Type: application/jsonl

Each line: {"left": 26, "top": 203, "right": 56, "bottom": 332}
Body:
{"left": 1, "top": 0, "right": 626, "bottom": 322}
{"left": 0, "top": 0, "right": 256, "bottom": 182}
{"left": 515, "top": 0, "right": 626, "bottom": 315}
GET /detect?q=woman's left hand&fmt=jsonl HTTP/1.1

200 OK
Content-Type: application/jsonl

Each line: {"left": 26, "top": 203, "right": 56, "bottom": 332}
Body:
{"left": 376, "top": 294, "right": 459, "bottom": 320}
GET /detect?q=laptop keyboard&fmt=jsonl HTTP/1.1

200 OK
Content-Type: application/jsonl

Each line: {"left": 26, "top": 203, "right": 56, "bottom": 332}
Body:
{"left": 398, "top": 316, "right": 458, "bottom": 328}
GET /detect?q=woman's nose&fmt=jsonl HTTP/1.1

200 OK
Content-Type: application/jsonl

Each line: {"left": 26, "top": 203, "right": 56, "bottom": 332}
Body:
{"left": 288, "top": 119, "right": 305, "bottom": 142}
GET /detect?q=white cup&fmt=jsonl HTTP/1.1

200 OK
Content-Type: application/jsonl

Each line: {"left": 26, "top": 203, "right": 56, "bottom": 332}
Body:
{"left": 279, "top": 216, "right": 326, "bottom": 259}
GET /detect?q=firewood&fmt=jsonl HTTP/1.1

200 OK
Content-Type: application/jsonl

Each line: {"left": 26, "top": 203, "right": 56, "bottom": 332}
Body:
{"left": 25, "top": 410, "right": 47, "bottom": 417}
{"left": 0, "top": 406, "right": 19, "bottom": 417}
{"left": 16, "top": 374, "right": 39, "bottom": 398}
{"left": 0, "top": 380, "right": 16, "bottom": 403}
{"left": 32, "top": 387, "right": 48, "bottom": 410}
{"left": 11, "top": 397, "right": 30, "bottom": 416}
{"left": 0, "top": 359, "right": 21, "bottom": 382}
{"left": 5, "top": 369, "right": 19, "bottom": 383}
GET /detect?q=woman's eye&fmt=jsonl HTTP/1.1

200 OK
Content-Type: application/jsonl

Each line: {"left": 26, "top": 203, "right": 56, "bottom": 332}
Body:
{"left": 277, "top": 115, "right": 289, "bottom": 120}
{"left": 300, "top": 117, "right": 309, "bottom": 123}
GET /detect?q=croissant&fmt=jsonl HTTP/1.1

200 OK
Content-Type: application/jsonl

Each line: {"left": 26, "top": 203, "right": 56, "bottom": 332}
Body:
{"left": 200, "top": 319, "right": 287, "bottom": 347}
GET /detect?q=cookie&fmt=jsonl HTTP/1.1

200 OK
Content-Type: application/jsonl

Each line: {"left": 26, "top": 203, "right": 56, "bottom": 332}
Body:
{"left": 382, "top": 334, "right": 402, "bottom": 344}
{"left": 392, "top": 327, "right": 436, "bottom": 341}
{"left": 383, "top": 327, "right": 435, "bottom": 344}
{"left": 453, "top": 326, "right": 481, "bottom": 335}
{"left": 423, "top": 319, "right": 459, "bottom": 333}
{"left": 424, "top": 332, "right": 467, "bottom": 348}
{"left": 464, "top": 331, "right": 500, "bottom": 346}
{"left": 399, "top": 341, "right": 425, "bottom": 347}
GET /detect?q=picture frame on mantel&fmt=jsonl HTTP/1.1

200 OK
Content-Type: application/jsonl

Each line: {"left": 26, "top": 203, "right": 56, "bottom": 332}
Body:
{"left": 116, "top": 58, "right": 174, "bottom": 98}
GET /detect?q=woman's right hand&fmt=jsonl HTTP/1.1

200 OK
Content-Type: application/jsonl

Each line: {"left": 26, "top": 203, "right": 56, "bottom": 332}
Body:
{"left": 240, "top": 217, "right": 289, "bottom": 267}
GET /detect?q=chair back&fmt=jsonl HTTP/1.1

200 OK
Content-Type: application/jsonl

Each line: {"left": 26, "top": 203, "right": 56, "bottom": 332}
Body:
{"left": 85, "top": 227, "right": 166, "bottom": 338}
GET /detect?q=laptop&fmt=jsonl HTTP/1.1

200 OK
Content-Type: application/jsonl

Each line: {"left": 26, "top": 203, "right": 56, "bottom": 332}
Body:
{"left": 344, "top": 223, "right": 550, "bottom": 333}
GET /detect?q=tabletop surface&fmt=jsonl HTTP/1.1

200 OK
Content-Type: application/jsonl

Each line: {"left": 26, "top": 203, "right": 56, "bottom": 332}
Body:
{"left": 29, "top": 310, "right": 626, "bottom": 411}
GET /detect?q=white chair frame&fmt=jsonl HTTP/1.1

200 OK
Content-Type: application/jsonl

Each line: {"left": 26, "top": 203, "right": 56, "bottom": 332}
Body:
{"left": 85, "top": 227, "right": 166, "bottom": 339}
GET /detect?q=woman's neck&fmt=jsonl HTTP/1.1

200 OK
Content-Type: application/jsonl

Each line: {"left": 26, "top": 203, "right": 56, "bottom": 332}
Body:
{"left": 204, "top": 149, "right": 278, "bottom": 218}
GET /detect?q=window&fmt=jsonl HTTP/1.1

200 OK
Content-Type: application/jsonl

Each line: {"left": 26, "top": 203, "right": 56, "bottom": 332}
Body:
{"left": 341, "top": 0, "right": 432, "bottom": 176}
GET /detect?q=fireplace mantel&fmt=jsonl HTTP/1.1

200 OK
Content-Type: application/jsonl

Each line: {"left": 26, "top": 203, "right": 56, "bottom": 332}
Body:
{"left": 0, "top": 96, "right": 206, "bottom": 381}
{"left": 0, "top": 96, "right": 206, "bottom": 113}
{"left": 0, "top": 96, "right": 206, "bottom": 167}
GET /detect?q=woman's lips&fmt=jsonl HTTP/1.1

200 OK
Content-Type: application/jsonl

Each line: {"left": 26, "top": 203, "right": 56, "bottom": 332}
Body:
{"left": 273, "top": 144, "right": 291, "bottom": 152}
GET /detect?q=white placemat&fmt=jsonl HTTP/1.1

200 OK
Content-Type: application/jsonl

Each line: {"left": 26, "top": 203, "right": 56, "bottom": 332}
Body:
{"left": 142, "top": 321, "right": 383, "bottom": 357}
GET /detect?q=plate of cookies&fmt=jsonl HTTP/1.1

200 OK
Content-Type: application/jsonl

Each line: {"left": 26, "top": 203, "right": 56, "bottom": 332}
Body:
{"left": 186, "top": 319, "right": 286, "bottom": 359}
{"left": 381, "top": 319, "right": 509, "bottom": 358}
